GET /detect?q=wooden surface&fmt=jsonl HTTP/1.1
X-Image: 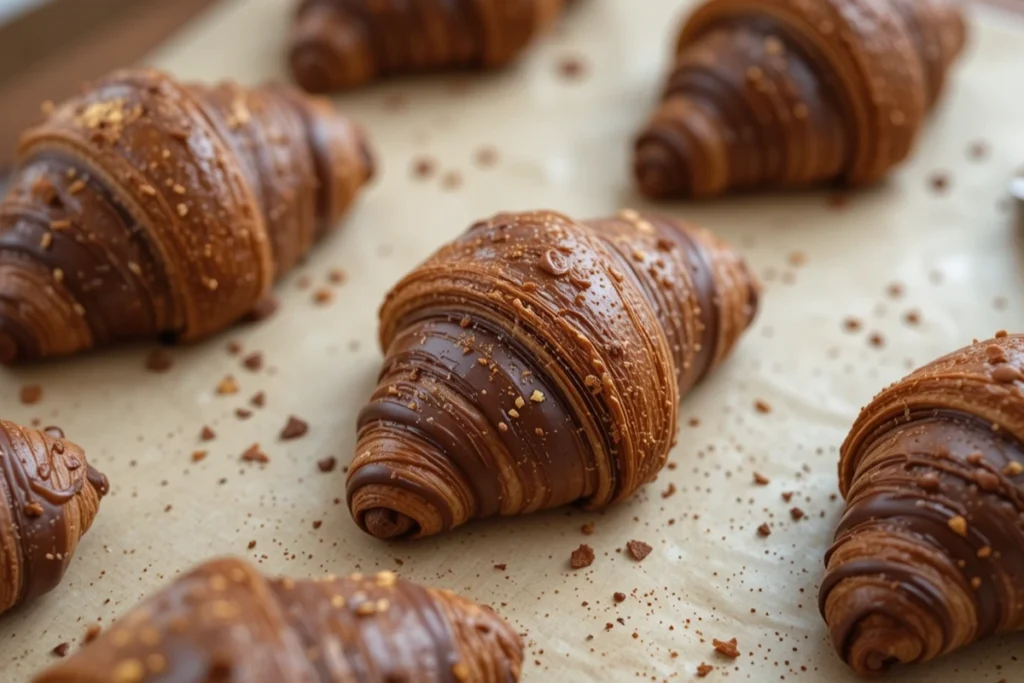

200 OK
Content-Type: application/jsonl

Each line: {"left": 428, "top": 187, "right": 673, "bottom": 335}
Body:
{"left": 0, "top": 0, "right": 218, "bottom": 170}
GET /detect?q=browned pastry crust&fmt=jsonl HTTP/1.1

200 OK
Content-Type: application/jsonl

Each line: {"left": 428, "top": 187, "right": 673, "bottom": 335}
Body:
{"left": 348, "top": 209, "right": 759, "bottom": 540}
{"left": 820, "top": 334, "right": 1024, "bottom": 676}
{"left": 0, "top": 68, "right": 374, "bottom": 364}
{"left": 34, "top": 557, "right": 523, "bottom": 683}
{"left": 634, "top": 0, "right": 967, "bottom": 199}
{"left": 289, "top": 0, "right": 569, "bottom": 92}
{"left": 0, "top": 421, "right": 107, "bottom": 616}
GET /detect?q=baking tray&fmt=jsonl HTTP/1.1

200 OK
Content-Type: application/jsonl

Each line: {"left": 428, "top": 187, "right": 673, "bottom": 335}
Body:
{"left": 3, "top": 0, "right": 1024, "bottom": 680}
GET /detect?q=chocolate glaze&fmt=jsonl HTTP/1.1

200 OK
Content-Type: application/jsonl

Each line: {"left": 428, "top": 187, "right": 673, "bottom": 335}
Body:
{"left": 0, "top": 68, "right": 374, "bottom": 364}
{"left": 348, "top": 210, "right": 759, "bottom": 540}
{"left": 0, "top": 420, "right": 107, "bottom": 615}
{"left": 34, "top": 557, "right": 523, "bottom": 683}
{"left": 634, "top": 0, "right": 966, "bottom": 199}
{"left": 289, "top": 0, "right": 570, "bottom": 92}
{"left": 820, "top": 335, "right": 1024, "bottom": 676}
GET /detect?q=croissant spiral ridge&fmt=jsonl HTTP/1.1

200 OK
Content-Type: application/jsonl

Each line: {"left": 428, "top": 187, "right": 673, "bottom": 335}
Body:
{"left": 35, "top": 557, "right": 523, "bottom": 683}
{"left": 0, "top": 420, "right": 108, "bottom": 616}
{"left": 821, "top": 334, "right": 1024, "bottom": 676}
{"left": 0, "top": 68, "right": 374, "bottom": 364}
{"left": 348, "top": 209, "right": 759, "bottom": 540}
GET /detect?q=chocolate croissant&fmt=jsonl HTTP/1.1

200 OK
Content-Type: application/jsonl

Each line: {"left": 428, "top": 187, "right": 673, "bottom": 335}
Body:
{"left": 820, "top": 333, "right": 1024, "bottom": 676}
{"left": 0, "top": 421, "right": 108, "bottom": 616}
{"left": 0, "top": 68, "right": 374, "bottom": 364}
{"left": 349, "top": 209, "right": 759, "bottom": 540}
{"left": 634, "top": 0, "right": 967, "bottom": 199}
{"left": 35, "top": 557, "right": 523, "bottom": 683}
{"left": 289, "top": 0, "right": 569, "bottom": 92}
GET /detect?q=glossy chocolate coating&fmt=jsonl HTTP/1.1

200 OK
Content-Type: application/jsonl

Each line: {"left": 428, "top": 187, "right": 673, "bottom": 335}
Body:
{"left": 0, "top": 420, "right": 108, "bottom": 616}
{"left": 634, "top": 0, "right": 966, "bottom": 199}
{"left": 820, "top": 334, "right": 1024, "bottom": 676}
{"left": 0, "top": 68, "right": 374, "bottom": 364}
{"left": 289, "top": 0, "right": 569, "bottom": 92}
{"left": 349, "top": 210, "right": 759, "bottom": 540}
{"left": 35, "top": 557, "right": 523, "bottom": 683}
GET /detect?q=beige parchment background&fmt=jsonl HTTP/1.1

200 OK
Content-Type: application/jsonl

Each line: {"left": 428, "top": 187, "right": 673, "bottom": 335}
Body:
{"left": 2, "top": 0, "right": 1024, "bottom": 680}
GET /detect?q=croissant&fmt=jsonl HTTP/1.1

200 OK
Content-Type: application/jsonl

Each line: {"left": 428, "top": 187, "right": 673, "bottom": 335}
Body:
{"left": 349, "top": 209, "right": 759, "bottom": 540}
{"left": 634, "top": 0, "right": 967, "bottom": 199}
{"left": 35, "top": 557, "right": 524, "bottom": 683}
{"left": 0, "top": 421, "right": 108, "bottom": 616}
{"left": 820, "top": 333, "right": 1024, "bottom": 676}
{"left": 0, "top": 68, "right": 374, "bottom": 364}
{"left": 289, "top": 0, "right": 569, "bottom": 92}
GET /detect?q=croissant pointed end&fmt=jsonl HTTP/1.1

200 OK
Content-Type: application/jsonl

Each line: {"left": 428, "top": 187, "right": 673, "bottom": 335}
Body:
{"left": 289, "top": 4, "right": 371, "bottom": 93}
{"left": 837, "top": 611, "right": 924, "bottom": 677}
{"left": 363, "top": 507, "right": 418, "bottom": 540}
{"left": 635, "top": 138, "right": 689, "bottom": 200}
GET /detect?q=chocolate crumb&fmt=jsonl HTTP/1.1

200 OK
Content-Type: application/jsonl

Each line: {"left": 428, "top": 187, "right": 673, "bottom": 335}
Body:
{"left": 712, "top": 638, "right": 740, "bottom": 659}
{"left": 626, "top": 540, "right": 652, "bottom": 561}
{"left": 790, "top": 507, "right": 805, "bottom": 521}
{"left": 248, "top": 540, "right": 256, "bottom": 550}
{"left": 661, "top": 482, "right": 677, "bottom": 499}
{"left": 494, "top": 564, "right": 507, "bottom": 571}
{"left": 317, "top": 456, "right": 337, "bottom": 473}
{"left": 475, "top": 146, "right": 499, "bottom": 168}
{"left": 697, "top": 663, "right": 714, "bottom": 678}
{"left": 843, "top": 317, "right": 862, "bottom": 332}
{"left": 242, "top": 352, "right": 263, "bottom": 371}
{"left": 581, "top": 523, "right": 595, "bottom": 535}
{"left": 412, "top": 157, "right": 436, "bottom": 179}
{"left": 215, "top": 376, "right": 239, "bottom": 396}
{"left": 226, "top": 341, "right": 243, "bottom": 355}
{"left": 903, "top": 310, "right": 921, "bottom": 326}
{"left": 929, "top": 172, "right": 950, "bottom": 193}
{"left": 235, "top": 408, "right": 253, "bottom": 420}
{"left": 52, "top": 642, "right": 69, "bottom": 657}
{"left": 886, "top": 282, "right": 904, "bottom": 298}
{"left": 868, "top": 332, "right": 885, "bottom": 348}
{"left": 757, "top": 523, "right": 772, "bottom": 537}
{"left": 753, "top": 472, "right": 770, "bottom": 486}
{"left": 556, "top": 55, "right": 588, "bottom": 81}
{"left": 250, "top": 391, "right": 266, "bottom": 408}
{"left": 280, "top": 416, "right": 309, "bottom": 440}
{"left": 200, "top": 426, "right": 216, "bottom": 442}
{"left": 613, "top": 592, "right": 626, "bottom": 603}
{"left": 754, "top": 399, "right": 772, "bottom": 414}
{"left": 948, "top": 515, "right": 968, "bottom": 537}
{"left": 312, "top": 520, "right": 322, "bottom": 530}
{"left": 327, "top": 268, "right": 347, "bottom": 285}
{"left": 687, "top": 417, "right": 700, "bottom": 427}
{"left": 313, "top": 288, "right": 333, "bottom": 305}
{"left": 441, "top": 171, "right": 463, "bottom": 190}
{"left": 19, "top": 385, "right": 43, "bottom": 405}
{"left": 144, "top": 348, "right": 174, "bottom": 373}
{"left": 570, "top": 544, "right": 595, "bottom": 569}
{"left": 241, "top": 443, "right": 269, "bottom": 464}
{"left": 191, "top": 450, "right": 208, "bottom": 463}
{"left": 781, "top": 492, "right": 794, "bottom": 503}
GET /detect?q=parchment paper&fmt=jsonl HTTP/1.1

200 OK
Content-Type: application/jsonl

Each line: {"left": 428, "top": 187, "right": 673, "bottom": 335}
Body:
{"left": 3, "top": 1, "right": 1024, "bottom": 680}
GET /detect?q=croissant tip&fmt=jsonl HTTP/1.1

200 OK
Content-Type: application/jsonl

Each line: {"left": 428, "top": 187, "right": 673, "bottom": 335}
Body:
{"left": 363, "top": 507, "right": 418, "bottom": 540}
{"left": 635, "top": 140, "right": 687, "bottom": 200}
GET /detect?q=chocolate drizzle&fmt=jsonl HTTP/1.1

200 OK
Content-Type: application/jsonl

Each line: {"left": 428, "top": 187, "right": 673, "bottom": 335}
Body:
{"left": 0, "top": 420, "right": 107, "bottom": 615}
{"left": 289, "top": 0, "right": 570, "bottom": 92}
{"left": 0, "top": 68, "right": 374, "bottom": 364}
{"left": 34, "top": 557, "right": 524, "bottom": 683}
{"left": 820, "top": 335, "right": 1024, "bottom": 676}
{"left": 634, "top": 0, "right": 966, "bottom": 199}
{"left": 348, "top": 210, "right": 759, "bottom": 540}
